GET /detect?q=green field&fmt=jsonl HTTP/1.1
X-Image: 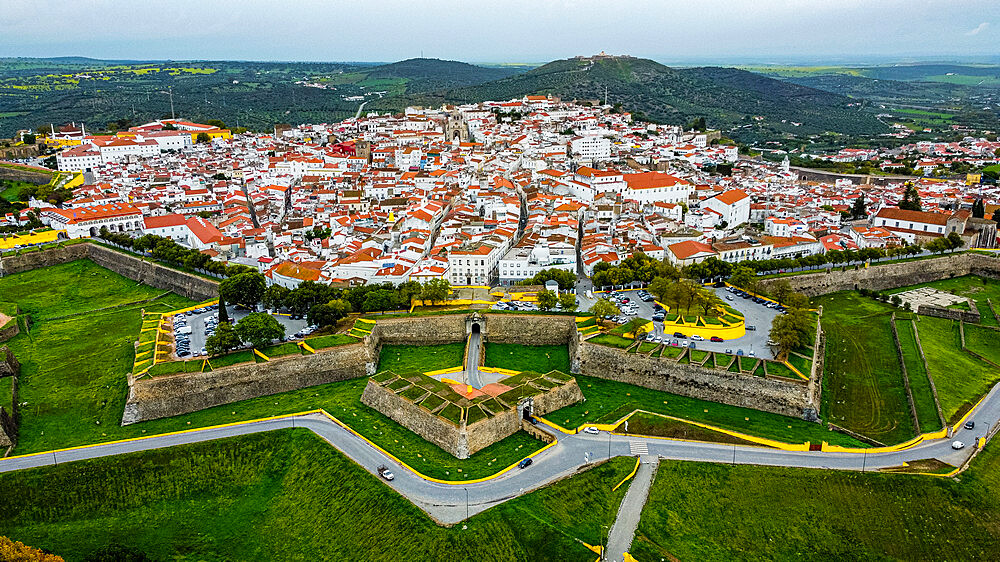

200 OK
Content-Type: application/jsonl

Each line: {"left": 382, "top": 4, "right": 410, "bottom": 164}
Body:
{"left": 964, "top": 323, "right": 1000, "bottom": 365}
{"left": 894, "top": 319, "right": 942, "bottom": 432}
{"left": 483, "top": 343, "right": 570, "bottom": 373}
{"left": 916, "top": 316, "right": 1000, "bottom": 422}
{"left": 0, "top": 259, "right": 173, "bottom": 319}
{"left": 549, "top": 375, "right": 865, "bottom": 447}
{"left": 378, "top": 343, "right": 466, "bottom": 373}
{"left": 631, "top": 441, "right": 1000, "bottom": 561}
{"left": 0, "top": 179, "right": 33, "bottom": 202}
{"left": 815, "top": 292, "right": 915, "bottom": 444}
{"left": 0, "top": 429, "right": 634, "bottom": 561}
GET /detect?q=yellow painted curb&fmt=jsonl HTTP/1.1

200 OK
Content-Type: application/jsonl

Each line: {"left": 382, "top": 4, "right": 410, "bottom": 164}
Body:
{"left": 612, "top": 456, "right": 641, "bottom": 491}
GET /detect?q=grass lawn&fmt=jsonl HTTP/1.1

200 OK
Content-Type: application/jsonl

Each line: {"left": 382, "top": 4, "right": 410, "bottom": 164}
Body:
{"left": 0, "top": 259, "right": 174, "bottom": 319}
{"left": 631, "top": 440, "right": 1000, "bottom": 561}
{"left": 483, "top": 343, "right": 570, "bottom": 373}
{"left": 814, "top": 292, "right": 915, "bottom": 444}
{"left": 617, "top": 412, "right": 764, "bottom": 446}
{"left": 889, "top": 275, "right": 1000, "bottom": 326}
{"left": 964, "top": 323, "right": 1000, "bottom": 365}
{"left": 917, "top": 316, "right": 1000, "bottom": 423}
{"left": 549, "top": 375, "right": 865, "bottom": 447}
{"left": 0, "top": 429, "right": 635, "bottom": 561}
{"left": 378, "top": 343, "right": 466, "bottom": 374}
{"left": 588, "top": 334, "right": 635, "bottom": 349}
{"left": 894, "top": 319, "right": 942, "bottom": 432}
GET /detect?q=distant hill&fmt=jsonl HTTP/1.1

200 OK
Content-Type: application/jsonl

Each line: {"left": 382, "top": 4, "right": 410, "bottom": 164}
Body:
{"left": 364, "top": 58, "right": 525, "bottom": 93}
{"left": 435, "top": 56, "right": 887, "bottom": 135}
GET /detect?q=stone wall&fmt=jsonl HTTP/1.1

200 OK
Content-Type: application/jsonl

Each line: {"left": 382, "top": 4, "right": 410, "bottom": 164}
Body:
{"left": 0, "top": 346, "right": 19, "bottom": 378}
{"left": 360, "top": 380, "right": 466, "bottom": 456}
{"left": 579, "top": 343, "right": 811, "bottom": 418}
{"left": 463, "top": 408, "right": 521, "bottom": 458}
{"left": 0, "top": 165, "right": 51, "bottom": 185}
{"left": 123, "top": 341, "right": 376, "bottom": 424}
{"left": 370, "top": 314, "right": 468, "bottom": 346}
{"left": 482, "top": 313, "right": 576, "bottom": 346}
{"left": 759, "top": 253, "right": 1000, "bottom": 297}
{"left": 0, "top": 243, "right": 219, "bottom": 301}
{"left": 0, "top": 317, "right": 18, "bottom": 344}
{"left": 917, "top": 304, "right": 981, "bottom": 323}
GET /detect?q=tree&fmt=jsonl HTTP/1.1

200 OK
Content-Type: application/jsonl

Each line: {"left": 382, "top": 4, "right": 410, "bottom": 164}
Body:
{"left": 219, "top": 271, "right": 266, "bottom": 308}
{"left": 729, "top": 265, "right": 755, "bottom": 292}
{"left": 648, "top": 276, "right": 672, "bottom": 304}
{"left": 537, "top": 289, "right": 558, "bottom": 311}
{"left": 218, "top": 295, "right": 230, "bottom": 324}
{"left": 195, "top": 132, "right": 211, "bottom": 144}
{"left": 22, "top": 133, "right": 36, "bottom": 145}
{"left": 308, "top": 298, "right": 352, "bottom": 326}
{"left": 363, "top": 289, "right": 395, "bottom": 314}
{"left": 0, "top": 535, "right": 64, "bottom": 561}
{"left": 205, "top": 119, "right": 227, "bottom": 129}
{"left": 972, "top": 198, "right": 986, "bottom": 219}
{"left": 625, "top": 317, "right": 647, "bottom": 341}
{"left": 262, "top": 285, "right": 290, "bottom": 311}
{"left": 769, "top": 309, "right": 812, "bottom": 359}
{"left": 234, "top": 312, "right": 285, "bottom": 349}
{"left": 899, "top": 183, "right": 922, "bottom": 211}
{"left": 850, "top": 195, "right": 867, "bottom": 219}
{"left": 420, "top": 278, "right": 451, "bottom": 303}
{"left": 589, "top": 298, "right": 620, "bottom": 323}
{"left": 946, "top": 231, "right": 965, "bottom": 251}
{"left": 205, "top": 321, "right": 241, "bottom": 356}
{"left": 770, "top": 279, "right": 793, "bottom": 305}
{"left": 558, "top": 292, "right": 578, "bottom": 312}
{"left": 696, "top": 290, "right": 724, "bottom": 317}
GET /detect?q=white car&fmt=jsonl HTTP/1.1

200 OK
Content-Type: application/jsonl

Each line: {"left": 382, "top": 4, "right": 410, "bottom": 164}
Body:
{"left": 952, "top": 441, "right": 965, "bottom": 450}
{"left": 583, "top": 427, "right": 600, "bottom": 435}
{"left": 691, "top": 335, "right": 704, "bottom": 341}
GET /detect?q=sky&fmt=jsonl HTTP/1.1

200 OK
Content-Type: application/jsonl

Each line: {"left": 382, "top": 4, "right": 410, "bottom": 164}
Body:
{"left": 3, "top": 0, "right": 1000, "bottom": 65}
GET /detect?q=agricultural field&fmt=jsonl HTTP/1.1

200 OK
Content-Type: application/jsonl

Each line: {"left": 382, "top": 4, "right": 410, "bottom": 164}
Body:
{"left": 630, "top": 440, "right": 1000, "bottom": 561}
{"left": 483, "top": 342, "right": 570, "bottom": 374}
{"left": 549, "top": 375, "right": 865, "bottom": 447}
{"left": 814, "top": 292, "right": 915, "bottom": 445}
{"left": 0, "top": 429, "right": 635, "bottom": 561}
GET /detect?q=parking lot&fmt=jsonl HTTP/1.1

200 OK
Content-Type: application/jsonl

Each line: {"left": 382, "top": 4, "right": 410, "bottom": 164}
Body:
{"left": 586, "top": 286, "right": 781, "bottom": 359}
{"left": 170, "top": 305, "right": 311, "bottom": 358}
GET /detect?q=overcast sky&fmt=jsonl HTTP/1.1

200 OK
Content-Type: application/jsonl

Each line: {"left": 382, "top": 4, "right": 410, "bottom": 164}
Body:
{"left": 4, "top": 0, "right": 1000, "bottom": 64}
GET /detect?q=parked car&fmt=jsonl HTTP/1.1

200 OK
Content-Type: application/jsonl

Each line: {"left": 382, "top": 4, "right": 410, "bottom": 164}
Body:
{"left": 746, "top": 325, "right": 756, "bottom": 331}
{"left": 952, "top": 441, "right": 966, "bottom": 450}
{"left": 518, "top": 458, "right": 533, "bottom": 469}
{"left": 710, "top": 336, "right": 724, "bottom": 342}
{"left": 691, "top": 335, "right": 704, "bottom": 341}
{"left": 583, "top": 427, "right": 599, "bottom": 435}
{"left": 673, "top": 332, "right": 686, "bottom": 338}
{"left": 964, "top": 420, "right": 975, "bottom": 430}
{"left": 726, "top": 295, "right": 735, "bottom": 301}
{"left": 377, "top": 465, "right": 395, "bottom": 481}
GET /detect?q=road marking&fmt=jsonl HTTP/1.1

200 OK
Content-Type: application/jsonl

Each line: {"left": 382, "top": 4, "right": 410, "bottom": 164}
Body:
{"left": 629, "top": 441, "right": 648, "bottom": 455}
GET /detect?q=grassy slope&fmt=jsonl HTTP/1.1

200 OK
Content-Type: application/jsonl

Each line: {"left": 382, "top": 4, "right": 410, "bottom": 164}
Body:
{"left": 815, "top": 292, "right": 915, "bottom": 444}
{"left": 894, "top": 319, "right": 942, "bottom": 432}
{"left": 483, "top": 343, "right": 570, "bottom": 373}
{"left": 632, "top": 441, "right": 1000, "bottom": 561}
{"left": 0, "top": 429, "right": 635, "bottom": 561}
{"left": 917, "top": 317, "right": 1000, "bottom": 423}
{"left": 550, "top": 375, "right": 864, "bottom": 447}
{"left": 378, "top": 342, "right": 466, "bottom": 373}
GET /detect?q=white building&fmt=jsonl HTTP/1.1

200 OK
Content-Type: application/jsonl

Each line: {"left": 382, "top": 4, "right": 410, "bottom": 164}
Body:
{"left": 498, "top": 241, "right": 576, "bottom": 285}
{"left": 42, "top": 203, "right": 144, "bottom": 238}
{"left": 570, "top": 135, "right": 611, "bottom": 161}
{"left": 701, "top": 189, "right": 751, "bottom": 228}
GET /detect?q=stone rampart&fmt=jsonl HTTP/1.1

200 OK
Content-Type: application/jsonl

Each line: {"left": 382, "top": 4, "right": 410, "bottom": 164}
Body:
{"left": 0, "top": 243, "right": 90, "bottom": 276}
{"left": 371, "top": 314, "right": 468, "bottom": 346}
{"left": 360, "top": 380, "right": 466, "bottom": 456}
{"left": 579, "top": 343, "right": 810, "bottom": 418}
{"left": 0, "top": 317, "right": 18, "bottom": 343}
{"left": 123, "top": 341, "right": 375, "bottom": 424}
{"left": 759, "top": 253, "right": 1000, "bottom": 297}
{"left": 481, "top": 313, "right": 577, "bottom": 346}
{"left": 0, "top": 165, "right": 51, "bottom": 185}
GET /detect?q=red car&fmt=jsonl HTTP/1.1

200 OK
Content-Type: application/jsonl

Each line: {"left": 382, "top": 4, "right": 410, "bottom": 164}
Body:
{"left": 710, "top": 336, "right": 724, "bottom": 342}
{"left": 621, "top": 298, "right": 630, "bottom": 304}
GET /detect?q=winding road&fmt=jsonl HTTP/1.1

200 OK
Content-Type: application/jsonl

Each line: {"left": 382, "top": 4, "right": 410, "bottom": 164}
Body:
{"left": 2, "top": 382, "right": 999, "bottom": 525}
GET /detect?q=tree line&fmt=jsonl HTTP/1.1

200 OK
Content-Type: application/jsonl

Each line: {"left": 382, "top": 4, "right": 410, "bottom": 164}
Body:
{"left": 99, "top": 228, "right": 256, "bottom": 278}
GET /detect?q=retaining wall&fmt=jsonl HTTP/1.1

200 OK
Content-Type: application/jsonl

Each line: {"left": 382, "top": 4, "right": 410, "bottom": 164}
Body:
{"left": 123, "top": 341, "right": 376, "bottom": 424}
{"left": 0, "top": 319, "right": 17, "bottom": 344}
{"left": 759, "top": 253, "right": 1000, "bottom": 297}
{"left": 917, "top": 304, "right": 981, "bottom": 323}
{"left": 579, "top": 342, "right": 811, "bottom": 418}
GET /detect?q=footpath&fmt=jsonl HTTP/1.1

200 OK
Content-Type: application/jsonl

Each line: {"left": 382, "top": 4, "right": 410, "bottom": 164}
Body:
{"left": 605, "top": 456, "right": 659, "bottom": 562}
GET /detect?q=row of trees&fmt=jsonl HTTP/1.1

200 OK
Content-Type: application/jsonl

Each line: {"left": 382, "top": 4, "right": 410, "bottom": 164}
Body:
{"left": 517, "top": 268, "right": 577, "bottom": 291}
{"left": 592, "top": 253, "right": 681, "bottom": 288}
{"left": 99, "top": 228, "right": 256, "bottom": 278}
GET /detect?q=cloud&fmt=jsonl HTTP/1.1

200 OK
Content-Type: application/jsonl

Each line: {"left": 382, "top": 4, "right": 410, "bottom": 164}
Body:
{"left": 966, "top": 22, "right": 989, "bottom": 36}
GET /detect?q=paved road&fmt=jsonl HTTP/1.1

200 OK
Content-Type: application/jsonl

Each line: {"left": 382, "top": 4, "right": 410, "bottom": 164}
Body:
{"left": 465, "top": 329, "right": 483, "bottom": 388}
{"left": 2, "top": 382, "right": 998, "bottom": 525}
{"left": 606, "top": 457, "right": 658, "bottom": 562}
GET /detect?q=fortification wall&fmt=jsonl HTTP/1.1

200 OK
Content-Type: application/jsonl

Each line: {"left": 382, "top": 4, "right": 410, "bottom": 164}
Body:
{"left": 0, "top": 166, "right": 51, "bottom": 185}
{"left": 918, "top": 304, "right": 981, "bottom": 323}
{"left": 759, "top": 253, "right": 1000, "bottom": 297}
{"left": 463, "top": 408, "right": 520, "bottom": 458}
{"left": 0, "top": 243, "right": 89, "bottom": 276}
{"left": 482, "top": 313, "right": 576, "bottom": 346}
{"left": 579, "top": 343, "right": 810, "bottom": 418}
{"left": 360, "top": 380, "right": 466, "bottom": 456}
{"left": 0, "top": 319, "right": 18, "bottom": 344}
{"left": 371, "top": 314, "right": 468, "bottom": 346}
{"left": 123, "top": 341, "right": 375, "bottom": 424}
